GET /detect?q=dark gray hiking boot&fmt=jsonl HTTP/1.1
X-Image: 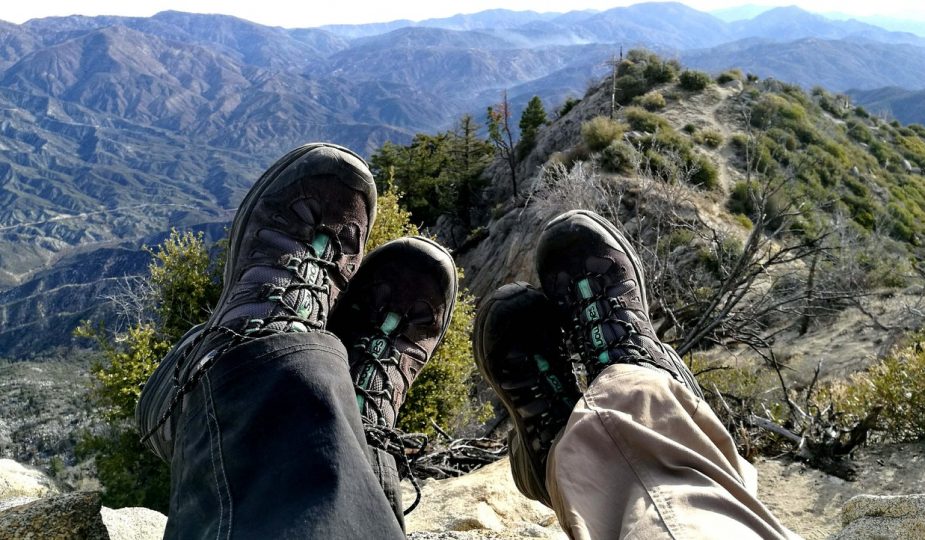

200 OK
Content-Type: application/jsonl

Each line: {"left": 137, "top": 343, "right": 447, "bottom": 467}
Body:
{"left": 536, "top": 210, "right": 703, "bottom": 398}
{"left": 474, "top": 282, "right": 580, "bottom": 505}
{"left": 328, "top": 237, "right": 457, "bottom": 430}
{"left": 139, "top": 143, "right": 376, "bottom": 448}
{"left": 183, "top": 143, "right": 376, "bottom": 371}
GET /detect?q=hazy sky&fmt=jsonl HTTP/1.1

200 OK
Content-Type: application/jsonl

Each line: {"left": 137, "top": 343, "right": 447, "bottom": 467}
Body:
{"left": 2, "top": 1, "right": 924, "bottom": 28}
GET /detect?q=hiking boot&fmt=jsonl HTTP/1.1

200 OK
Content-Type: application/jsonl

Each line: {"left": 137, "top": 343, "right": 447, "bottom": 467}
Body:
{"left": 474, "top": 282, "right": 579, "bottom": 503}
{"left": 536, "top": 210, "right": 703, "bottom": 397}
{"left": 180, "top": 142, "right": 376, "bottom": 381}
{"left": 328, "top": 237, "right": 457, "bottom": 429}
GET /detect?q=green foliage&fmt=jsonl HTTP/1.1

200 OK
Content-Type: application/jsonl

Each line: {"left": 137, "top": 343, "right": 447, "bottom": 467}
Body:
{"left": 678, "top": 70, "right": 712, "bottom": 91}
{"left": 557, "top": 96, "right": 581, "bottom": 118}
{"left": 600, "top": 140, "right": 636, "bottom": 173}
{"left": 367, "top": 188, "right": 420, "bottom": 250}
{"left": 610, "top": 50, "right": 680, "bottom": 104}
{"left": 854, "top": 106, "right": 870, "bottom": 118}
{"left": 691, "top": 156, "right": 720, "bottom": 189}
{"left": 716, "top": 69, "right": 743, "bottom": 84}
{"left": 148, "top": 230, "right": 222, "bottom": 339}
{"left": 76, "top": 428, "right": 171, "bottom": 512}
{"left": 637, "top": 91, "right": 666, "bottom": 111}
{"left": 517, "top": 96, "right": 548, "bottom": 159}
{"left": 695, "top": 129, "right": 724, "bottom": 148}
{"left": 370, "top": 117, "right": 493, "bottom": 226}
{"left": 581, "top": 116, "right": 626, "bottom": 152}
{"left": 398, "top": 283, "right": 485, "bottom": 434}
{"left": 822, "top": 338, "right": 925, "bottom": 442}
{"left": 75, "top": 324, "right": 170, "bottom": 422}
{"left": 728, "top": 181, "right": 784, "bottom": 226}
{"left": 75, "top": 230, "right": 221, "bottom": 512}
{"left": 624, "top": 106, "right": 670, "bottom": 133}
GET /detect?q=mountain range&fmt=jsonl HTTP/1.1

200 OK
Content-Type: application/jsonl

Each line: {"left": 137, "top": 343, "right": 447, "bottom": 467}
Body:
{"left": 2, "top": 2, "right": 925, "bottom": 358}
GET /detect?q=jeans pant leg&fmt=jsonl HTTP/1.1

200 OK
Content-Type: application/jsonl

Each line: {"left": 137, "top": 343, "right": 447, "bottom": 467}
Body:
{"left": 544, "top": 363, "right": 799, "bottom": 540}
{"left": 162, "top": 331, "right": 405, "bottom": 539}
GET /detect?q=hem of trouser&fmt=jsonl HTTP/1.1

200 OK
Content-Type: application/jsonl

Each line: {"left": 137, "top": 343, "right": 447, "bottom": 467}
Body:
{"left": 545, "top": 363, "right": 795, "bottom": 540}
{"left": 166, "top": 331, "right": 406, "bottom": 539}
{"left": 583, "top": 368, "right": 686, "bottom": 539}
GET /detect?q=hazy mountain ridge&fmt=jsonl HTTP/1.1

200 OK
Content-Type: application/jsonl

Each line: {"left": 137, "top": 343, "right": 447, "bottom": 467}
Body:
{"left": 2, "top": 3, "right": 925, "bottom": 359}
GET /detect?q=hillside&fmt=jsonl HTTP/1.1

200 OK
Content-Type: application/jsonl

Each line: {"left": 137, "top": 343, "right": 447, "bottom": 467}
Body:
{"left": 2, "top": 3, "right": 925, "bottom": 363}
{"left": 4, "top": 51, "right": 925, "bottom": 540}
{"left": 848, "top": 86, "right": 925, "bottom": 125}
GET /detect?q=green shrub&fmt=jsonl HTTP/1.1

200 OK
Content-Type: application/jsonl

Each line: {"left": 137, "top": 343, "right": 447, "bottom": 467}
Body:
{"left": 600, "top": 140, "right": 636, "bottom": 173}
{"left": 716, "top": 69, "right": 743, "bottom": 84}
{"left": 557, "top": 96, "right": 580, "bottom": 118}
{"left": 678, "top": 70, "right": 712, "bottom": 91}
{"left": 697, "top": 129, "right": 724, "bottom": 148}
{"left": 637, "top": 91, "right": 666, "bottom": 111}
{"left": 822, "top": 338, "right": 925, "bottom": 442}
{"left": 854, "top": 106, "right": 870, "bottom": 118}
{"left": 624, "top": 106, "right": 670, "bottom": 133}
{"left": 690, "top": 155, "right": 720, "bottom": 189}
{"left": 581, "top": 116, "right": 626, "bottom": 152}
{"left": 682, "top": 123, "right": 698, "bottom": 134}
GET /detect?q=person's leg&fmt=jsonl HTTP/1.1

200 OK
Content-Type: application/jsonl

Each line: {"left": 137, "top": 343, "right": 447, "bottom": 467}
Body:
{"left": 165, "top": 331, "right": 404, "bottom": 539}
{"left": 546, "top": 363, "right": 793, "bottom": 540}
{"left": 476, "top": 209, "right": 797, "bottom": 539}
{"left": 136, "top": 143, "right": 456, "bottom": 537}
{"left": 534, "top": 209, "right": 796, "bottom": 540}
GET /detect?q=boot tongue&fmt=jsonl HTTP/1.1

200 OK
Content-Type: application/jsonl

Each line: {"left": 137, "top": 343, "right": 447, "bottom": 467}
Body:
{"left": 310, "top": 232, "right": 331, "bottom": 259}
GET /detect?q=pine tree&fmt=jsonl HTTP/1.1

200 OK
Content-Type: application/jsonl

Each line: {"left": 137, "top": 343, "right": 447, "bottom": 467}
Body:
{"left": 517, "top": 96, "right": 547, "bottom": 159}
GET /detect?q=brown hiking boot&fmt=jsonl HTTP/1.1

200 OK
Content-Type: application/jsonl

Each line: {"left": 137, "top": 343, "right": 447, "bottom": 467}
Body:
{"left": 181, "top": 143, "right": 377, "bottom": 380}
{"left": 328, "top": 237, "right": 457, "bottom": 430}
{"left": 473, "top": 282, "right": 579, "bottom": 504}
{"left": 139, "top": 142, "right": 377, "bottom": 451}
{"left": 536, "top": 210, "right": 703, "bottom": 397}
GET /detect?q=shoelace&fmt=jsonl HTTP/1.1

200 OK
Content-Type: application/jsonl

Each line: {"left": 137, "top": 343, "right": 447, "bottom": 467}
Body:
{"left": 239, "top": 252, "right": 336, "bottom": 337}
{"left": 510, "top": 351, "right": 575, "bottom": 455}
{"left": 352, "top": 317, "right": 429, "bottom": 515}
{"left": 140, "top": 238, "right": 338, "bottom": 445}
{"left": 364, "top": 423, "right": 427, "bottom": 515}
{"left": 567, "top": 276, "right": 655, "bottom": 380}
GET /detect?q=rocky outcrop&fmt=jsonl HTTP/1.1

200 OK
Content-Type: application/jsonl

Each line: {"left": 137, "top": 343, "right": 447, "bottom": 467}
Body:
{"left": 0, "top": 459, "right": 166, "bottom": 540}
{"left": 405, "top": 458, "right": 566, "bottom": 540}
{"left": 0, "top": 491, "right": 108, "bottom": 539}
{"left": 0, "top": 458, "right": 59, "bottom": 506}
{"left": 834, "top": 494, "right": 925, "bottom": 540}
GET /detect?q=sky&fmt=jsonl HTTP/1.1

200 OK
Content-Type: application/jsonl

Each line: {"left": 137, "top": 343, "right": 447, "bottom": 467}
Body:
{"left": 1, "top": 1, "right": 924, "bottom": 28}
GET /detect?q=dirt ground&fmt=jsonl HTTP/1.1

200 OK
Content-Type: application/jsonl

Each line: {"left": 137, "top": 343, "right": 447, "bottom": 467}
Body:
{"left": 757, "top": 441, "right": 925, "bottom": 539}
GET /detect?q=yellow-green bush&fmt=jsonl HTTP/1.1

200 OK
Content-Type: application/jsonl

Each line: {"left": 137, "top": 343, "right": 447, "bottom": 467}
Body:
{"left": 624, "top": 106, "right": 670, "bottom": 133}
{"left": 821, "top": 339, "right": 925, "bottom": 442}
{"left": 581, "top": 116, "right": 626, "bottom": 152}
{"left": 696, "top": 129, "right": 724, "bottom": 149}
{"left": 637, "top": 91, "right": 666, "bottom": 111}
{"left": 679, "top": 70, "right": 712, "bottom": 91}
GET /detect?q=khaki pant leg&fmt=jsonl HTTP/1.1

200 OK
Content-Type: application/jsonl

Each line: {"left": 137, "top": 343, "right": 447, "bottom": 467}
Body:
{"left": 546, "top": 363, "right": 799, "bottom": 540}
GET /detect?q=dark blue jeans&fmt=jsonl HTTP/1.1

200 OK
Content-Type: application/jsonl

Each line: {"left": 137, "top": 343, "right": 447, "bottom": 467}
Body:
{"left": 153, "top": 331, "right": 405, "bottom": 539}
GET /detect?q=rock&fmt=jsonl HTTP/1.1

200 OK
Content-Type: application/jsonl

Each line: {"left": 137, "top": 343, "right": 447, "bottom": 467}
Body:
{"left": 834, "top": 494, "right": 925, "bottom": 539}
{"left": 0, "top": 490, "right": 108, "bottom": 539}
{"left": 101, "top": 507, "right": 168, "bottom": 540}
{"left": 405, "top": 458, "right": 565, "bottom": 540}
{"left": 0, "top": 458, "right": 59, "bottom": 502}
